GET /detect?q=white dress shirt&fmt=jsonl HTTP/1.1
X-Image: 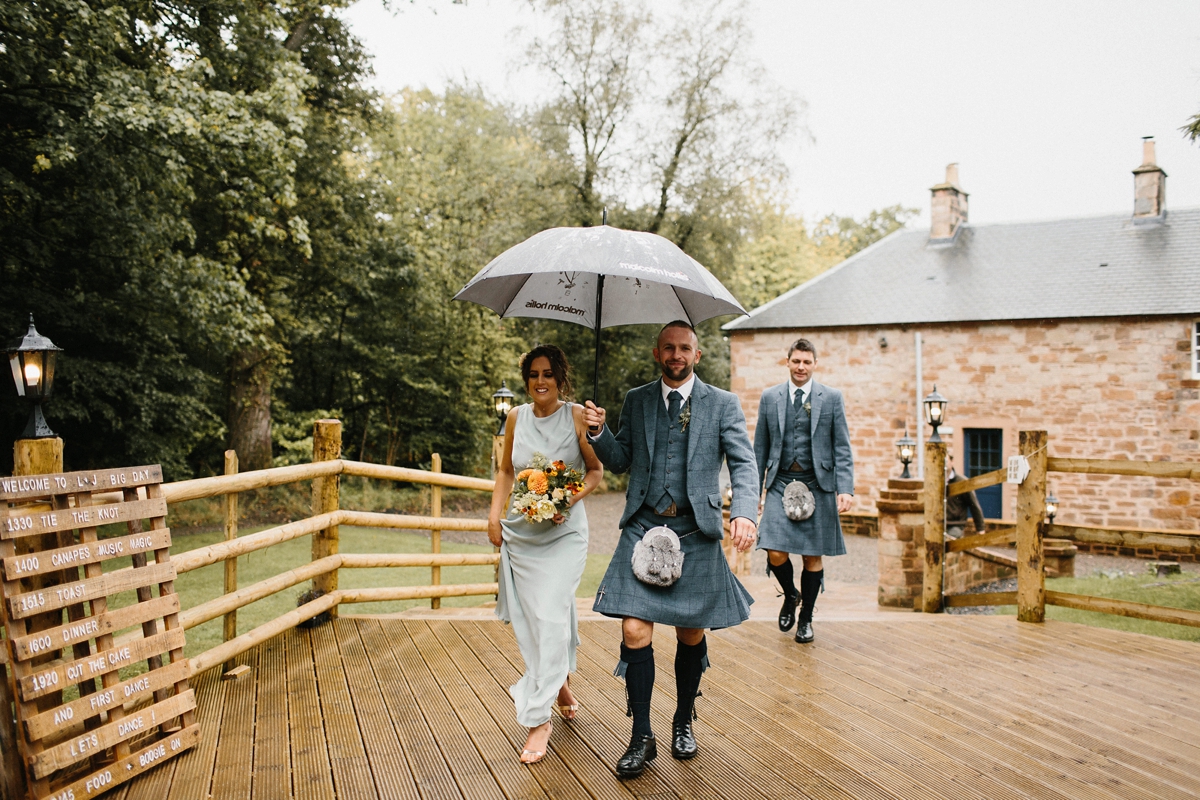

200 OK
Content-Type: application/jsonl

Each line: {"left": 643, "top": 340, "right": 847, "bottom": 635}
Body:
{"left": 788, "top": 378, "right": 812, "bottom": 408}
{"left": 661, "top": 374, "right": 696, "bottom": 409}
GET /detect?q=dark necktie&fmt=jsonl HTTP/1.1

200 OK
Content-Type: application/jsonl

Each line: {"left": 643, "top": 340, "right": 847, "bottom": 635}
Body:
{"left": 667, "top": 390, "right": 682, "bottom": 426}
{"left": 794, "top": 389, "right": 806, "bottom": 414}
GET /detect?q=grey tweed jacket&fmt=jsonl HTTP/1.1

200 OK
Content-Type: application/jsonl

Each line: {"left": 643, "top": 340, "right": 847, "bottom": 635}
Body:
{"left": 590, "top": 376, "right": 759, "bottom": 540}
{"left": 753, "top": 380, "right": 855, "bottom": 497}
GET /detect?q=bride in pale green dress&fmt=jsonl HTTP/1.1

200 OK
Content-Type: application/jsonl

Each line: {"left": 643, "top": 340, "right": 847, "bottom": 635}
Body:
{"left": 488, "top": 345, "right": 603, "bottom": 765}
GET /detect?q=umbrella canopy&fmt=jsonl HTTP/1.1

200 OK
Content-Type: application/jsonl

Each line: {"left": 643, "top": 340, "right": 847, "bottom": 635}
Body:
{"left": 454, "top": 225, "right": 747, "bottom": 400}
{"left": 454, "top": 225, "right": 746, "bottom": 328}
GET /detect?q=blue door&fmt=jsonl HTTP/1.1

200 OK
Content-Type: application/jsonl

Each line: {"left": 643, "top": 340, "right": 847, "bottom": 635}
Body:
{"left": 963, "top": 428, "right": 1003, "bottom": 519}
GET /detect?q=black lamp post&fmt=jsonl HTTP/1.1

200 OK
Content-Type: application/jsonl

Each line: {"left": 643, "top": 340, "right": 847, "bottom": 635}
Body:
{"left": 492, "top": 380, "right": 514, "bottom": 435}
{"left": 895, "top": 426, "right": 917, "bottom": 479}
{"left": 7, "top": 314, "right": 63, "bottom": 439}
{"left": 1045, "top": 491, "right": 1059, "bottom": 524}
{"left": 922, "top": 385, "right": 948, "bottom": 443}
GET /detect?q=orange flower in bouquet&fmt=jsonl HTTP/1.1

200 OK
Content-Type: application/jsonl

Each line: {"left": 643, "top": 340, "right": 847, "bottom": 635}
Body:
{"left": 511, "top": 452, "right": 585, "bottom": 523}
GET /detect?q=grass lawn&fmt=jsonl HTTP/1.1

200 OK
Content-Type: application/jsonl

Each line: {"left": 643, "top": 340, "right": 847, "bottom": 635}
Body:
{"left": 998, "top": 571, "right": 1200, "bottom": 642}
{"left": 101, "top": 526, "right": 611, "bottom": 660}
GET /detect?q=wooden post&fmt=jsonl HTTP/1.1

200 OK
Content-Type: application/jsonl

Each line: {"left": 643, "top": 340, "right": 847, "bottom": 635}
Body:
{"left": 491, "top": 437, "right": 503, "bottom": 592}
{"left": 922, "top": 440, "right": 947, "bottom": 613}
{"left": 6, "top": 437, "right": 64, "bottom": 799}
{"left": 1016, "top": 430, "right": 1048, "bottom": 623}
{"left": 312, "top": 420, "right": 342, "bottom": 617}
{"left": 430, "top": 453, "right": 442, "bottom": 610}
{"left": 222, "top": 450, "right": 238, "bottom": 672}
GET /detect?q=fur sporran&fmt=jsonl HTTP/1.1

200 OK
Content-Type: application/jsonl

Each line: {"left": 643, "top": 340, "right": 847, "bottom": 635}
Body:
{"left": 782, "top": 480, "right": 816, "bottom": 521}
{"left": 631, "top": 526, "right": 685, "bottom": 587}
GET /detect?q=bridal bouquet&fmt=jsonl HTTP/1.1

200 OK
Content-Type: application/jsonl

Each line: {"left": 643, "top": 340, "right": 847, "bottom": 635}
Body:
{"left": 513, "top": 452, "right": 585, "bottom": 522}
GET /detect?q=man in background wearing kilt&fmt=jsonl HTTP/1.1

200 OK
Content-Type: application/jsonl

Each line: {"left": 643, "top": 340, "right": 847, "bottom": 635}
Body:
{"left": 584, "top": 321, "right": 759, "bottom": 779}
{"left": 754, "top": 338, "right": 854, "bottom": 644}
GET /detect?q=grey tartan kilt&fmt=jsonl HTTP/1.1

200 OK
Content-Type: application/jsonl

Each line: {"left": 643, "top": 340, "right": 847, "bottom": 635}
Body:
{"left": 593, "top": 523, "right": 754, "bottom": 630}
{"left": 756, "top": 471, "right": 846, "bottom": 557}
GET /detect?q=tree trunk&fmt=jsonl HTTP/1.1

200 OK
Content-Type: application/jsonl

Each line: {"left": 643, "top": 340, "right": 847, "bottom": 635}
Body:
{"left": 229, "top": 346, "right": 273, "bottom": 471}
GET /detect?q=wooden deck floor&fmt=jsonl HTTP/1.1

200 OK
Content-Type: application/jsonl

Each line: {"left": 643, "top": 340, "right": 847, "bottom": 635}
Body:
{"left": 114, "top": 616, "right": 1200, "bottom": 800}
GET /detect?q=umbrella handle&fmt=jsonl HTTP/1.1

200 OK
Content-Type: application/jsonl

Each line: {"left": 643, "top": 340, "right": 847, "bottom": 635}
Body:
{"left": 589, "top": 275, "right": 604, "bottom": 434}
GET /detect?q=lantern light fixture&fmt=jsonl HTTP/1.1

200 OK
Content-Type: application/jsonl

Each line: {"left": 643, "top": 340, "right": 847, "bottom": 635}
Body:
{"left": 1045, "top": 490, "right": 1059, "bottom": 524}
{"left": 922, "top": 385, "right": 949, "bottom": 443}
{"left": 895, "top": 426, "right": 917, "bottom": 479}
{"left": 492, "top": 380, "right": 515, "bottom": 435}
{"left": 7, "top": 314, "right": 63, "bottom": 439}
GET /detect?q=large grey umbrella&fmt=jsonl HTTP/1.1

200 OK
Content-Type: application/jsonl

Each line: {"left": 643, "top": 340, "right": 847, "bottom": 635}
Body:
{"left": 454, "top": 224, "right": 747, "bottom": 398}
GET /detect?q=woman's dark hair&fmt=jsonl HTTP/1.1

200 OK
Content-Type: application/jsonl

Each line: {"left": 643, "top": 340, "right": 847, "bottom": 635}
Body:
{"left": 520, "top": 344, "right": 574, "bottom": 400}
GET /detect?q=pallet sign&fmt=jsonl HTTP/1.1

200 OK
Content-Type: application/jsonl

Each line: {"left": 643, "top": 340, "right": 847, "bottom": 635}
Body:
{"left": 0, "top": 466, "right": 198, "bottom": 800}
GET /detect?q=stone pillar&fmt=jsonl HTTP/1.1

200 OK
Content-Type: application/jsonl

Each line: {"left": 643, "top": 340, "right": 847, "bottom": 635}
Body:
{"left": 877, "top": 477, "right": 924, "bottom": 608}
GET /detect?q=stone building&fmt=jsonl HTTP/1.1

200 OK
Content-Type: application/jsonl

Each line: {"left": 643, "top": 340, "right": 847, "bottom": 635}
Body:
{"left": 726, "top": 140, "right": 1200, "bottom": 532}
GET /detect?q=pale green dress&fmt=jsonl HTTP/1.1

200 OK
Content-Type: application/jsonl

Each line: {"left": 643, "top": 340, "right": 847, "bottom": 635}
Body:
{"left": 496, "top": 402, "right": 589, "bottom": 727}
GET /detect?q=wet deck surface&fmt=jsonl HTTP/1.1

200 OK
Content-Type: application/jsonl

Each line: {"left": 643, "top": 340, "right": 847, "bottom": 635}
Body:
{"left": 116, "top": 616, "right": 1200, "bottom": 799}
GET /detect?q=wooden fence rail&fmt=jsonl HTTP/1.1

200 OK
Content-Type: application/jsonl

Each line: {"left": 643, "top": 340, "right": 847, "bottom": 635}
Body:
{"left": 925, "top": 430, "right": 1199, "bottom": 628}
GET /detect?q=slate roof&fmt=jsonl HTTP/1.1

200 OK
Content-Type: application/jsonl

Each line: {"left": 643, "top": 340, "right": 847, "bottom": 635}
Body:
{"left": 724, "top": 207, "right": 1200, "bottom": 331}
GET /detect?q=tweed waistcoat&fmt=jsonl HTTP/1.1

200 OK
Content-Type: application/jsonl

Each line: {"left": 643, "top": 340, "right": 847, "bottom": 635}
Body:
{"left": 780, "top": 391, "right": 814, "bottom": 474}
{"left": 645, "top": 397, "right": 689, "bottom": 512}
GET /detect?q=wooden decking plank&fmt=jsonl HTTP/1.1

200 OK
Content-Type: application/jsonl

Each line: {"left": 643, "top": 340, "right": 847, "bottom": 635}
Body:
{"left": 252, "top": 632, "right": 292, "bottom": 800}
{"left": 387, "top": 620, "right": 507, "bottom": 800}
{"left": 856, "top": 620, "right": 1200, "bottom": 795}
{"left": 405, "top": 621, "right": 551, "bottom": 800}
{"left": 572, "top": 623, "right": 860, "bottom": 800}
{"left": 584, "top": 621, "right": 968, "bottom": 800}
{"left": 937, "top": 617, "right": 1200, "bottom": 716}
{"left": 210, "top": 647, "right": 259, "bottom": 800}
{"left": 334, "top": 620, "right": 421, "bottom": 800}
{"left": 868, "top": 619, "right": 1200, "bottom": 771}
{"left": 573, "top": 623, "right": 863, "bottom": 800}
{"left": 286, "top": 628, "right": 336, "bottom": 800}
{"left": 425, "top": 620, "right": 596, "bottom": 800}
{"left": 311, "top": 622, "right": 378, "bottom": 798}
{"left": 720, "top": 621, "right": 1119, "bottom": 800}
{"left": 465, "top": 620, "right": 688, "bottom": 800}
{"left": 905, "top": 618, "right": 1200, "bottom": 766}
{"left": 444, "top": 622, "right": 639, "bottom": 800}
{"left": 1012, "top": 614, "right": 1200, "bottom": 675}
{"left": 816, "top": 622, "right": 1192, "bottom": 800}
{"left": 357, "top": 620, "right": 466, "bottom": 800}
{"left": 938, "top": 617, "right": 1200, "bottom": 712}
{"left": 163, "top": 665, "right": 225, "bottom": 800}
{"left": 122, "top": 736, "right": 179, "bottom": 800}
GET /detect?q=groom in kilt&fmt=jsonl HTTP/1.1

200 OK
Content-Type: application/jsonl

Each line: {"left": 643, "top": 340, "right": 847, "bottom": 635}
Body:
{"left": 583, "top": 320, "right": 759, "bottom": 779}
{"left": 754, "top": 338, "right": 854, "bottom": 645}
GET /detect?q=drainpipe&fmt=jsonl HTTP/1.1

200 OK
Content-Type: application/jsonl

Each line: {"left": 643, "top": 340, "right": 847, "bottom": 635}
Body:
{"left": 915, "top": 331, "right": 924, "bottom": 479}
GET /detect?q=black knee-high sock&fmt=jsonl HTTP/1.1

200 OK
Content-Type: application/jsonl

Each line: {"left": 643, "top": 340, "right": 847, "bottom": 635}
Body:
{"left": 769, "top": 557, "right": 797, "bottom": 597}
{"left": 620, "top": 643, "right": 655, "bottom": 738}
{"left": 673, "top": 637, "right": 708, "bottom": 725}
{"left": 798, "top": 568, "right": 823, "bottom": 624}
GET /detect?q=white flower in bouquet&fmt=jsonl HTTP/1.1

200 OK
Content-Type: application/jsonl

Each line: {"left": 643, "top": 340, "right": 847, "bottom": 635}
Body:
{"left": 536, "top": 499, "right": 557, "bottom": 520}
{"left": 552, "top": 488, "right": 565, "bottom": 502}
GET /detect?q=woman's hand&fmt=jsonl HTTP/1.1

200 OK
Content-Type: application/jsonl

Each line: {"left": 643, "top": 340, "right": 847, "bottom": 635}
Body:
{"left": 487, "top": 517, "right": 503, "bottom": 547}
{"left": 551, "top": 513, "right": 566, "bottom": 525}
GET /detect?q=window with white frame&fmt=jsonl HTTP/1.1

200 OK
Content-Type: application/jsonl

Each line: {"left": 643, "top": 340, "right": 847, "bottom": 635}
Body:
{"left": 1194, "top": 320, "right": 1200, "bottom": 379}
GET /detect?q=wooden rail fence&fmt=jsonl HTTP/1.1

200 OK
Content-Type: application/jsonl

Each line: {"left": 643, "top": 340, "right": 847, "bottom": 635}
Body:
{"left": 923, "top": 430, "right": 1200, "bottom": 628}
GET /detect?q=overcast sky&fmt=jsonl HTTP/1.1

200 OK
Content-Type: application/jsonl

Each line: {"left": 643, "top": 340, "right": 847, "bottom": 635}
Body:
{"left": 344, "top": 0, "right": 1200, "bottom": 227}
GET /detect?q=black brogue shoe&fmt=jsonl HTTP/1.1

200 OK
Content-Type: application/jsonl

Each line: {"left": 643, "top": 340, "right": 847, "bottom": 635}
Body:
{"left": 671, "top": 721, "right": 697, "bottom": 759}
{"left": 795, "top": 621, "right": 814, "bottom": 644}
{"left": 616, "top": 734, "right": 657, "bottom": 778}
{"left": 778, "top": 592, "right": 799, "bottom": 632}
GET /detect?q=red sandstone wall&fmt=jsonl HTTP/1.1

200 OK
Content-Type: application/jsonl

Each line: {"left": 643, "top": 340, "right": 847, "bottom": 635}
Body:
{"left": 731, "top": 316, "right": 1200, "bottom": 531}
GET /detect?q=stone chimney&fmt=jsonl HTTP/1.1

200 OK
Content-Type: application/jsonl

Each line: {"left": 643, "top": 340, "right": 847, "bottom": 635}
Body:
{"left": 1133, "top": 137, "right": 1167, "bottom": 218}
{"left": 930, "top": 163, "right": 968, "bottom": 240}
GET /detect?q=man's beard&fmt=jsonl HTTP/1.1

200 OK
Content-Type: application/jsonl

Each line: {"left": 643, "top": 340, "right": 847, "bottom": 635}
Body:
{"left": 660, "top": 361, "right": 694, "bottom": 382}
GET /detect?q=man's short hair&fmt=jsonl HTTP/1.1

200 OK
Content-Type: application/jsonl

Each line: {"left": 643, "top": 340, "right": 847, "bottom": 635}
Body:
{"left": 658, "top": 319, "right": 697, "bottom": 344}
{"left": 787, "top": 338, "right": 817, "bottom": 359}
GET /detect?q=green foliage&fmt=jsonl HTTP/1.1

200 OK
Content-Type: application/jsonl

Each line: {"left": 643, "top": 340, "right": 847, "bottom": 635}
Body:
{"left": 1, "top": 0, "right": 916, "bottom": 480}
